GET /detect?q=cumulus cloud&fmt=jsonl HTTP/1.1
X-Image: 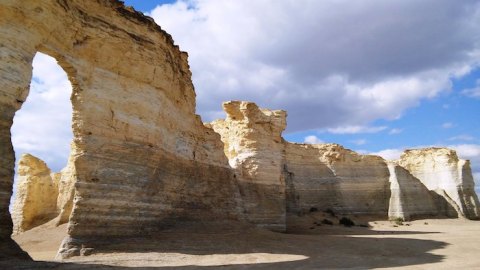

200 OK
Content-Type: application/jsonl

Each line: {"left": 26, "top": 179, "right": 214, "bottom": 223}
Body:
{"left": 304, "top": 135, "right": 324, "bottom": 144}
{"left": 149, "top": 0, "right": 480, "bottom": 132}
{"left": 11, "top": 53, "right": 73, "bottom": 172}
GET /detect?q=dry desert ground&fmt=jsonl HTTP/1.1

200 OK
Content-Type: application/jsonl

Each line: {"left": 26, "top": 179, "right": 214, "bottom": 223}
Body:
{"left": 3, "top": 214, "right": 480, "bottom": 269}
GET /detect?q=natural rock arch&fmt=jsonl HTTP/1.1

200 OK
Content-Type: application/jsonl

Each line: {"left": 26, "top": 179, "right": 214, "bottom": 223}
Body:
{"left": 0, "top": 0, "right": 242, "bottom": 259}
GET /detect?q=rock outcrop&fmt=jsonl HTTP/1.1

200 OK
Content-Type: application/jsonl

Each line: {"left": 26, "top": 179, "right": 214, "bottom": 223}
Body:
{"left": 1, "top": 0, "right": 479, "bottom": 261}
{"left": 210, "top": 101, "right": 479, "bottom": 223}
{"left": 209, "top": 101, "right": 287, "bottom": 231}
{"left": 284, "top": 143, "right": 391, "bottom": 216}
{"left": 11, "top": 154, "right": 59, "bottom": 235}
{"left": 1, "top": 0, "right": 242, "bottom": 259}
{"left": 387, "top": 162, "right": 456, "bottom": 220}
{"left": 210, "top": 102, "right": 391, "bottom": 221}
{"left": 398, "top": 148, "right": 480, "bottom": 219}
{"left": 54, "top": 144, "right": 77, "bottom": 226}
{"left": 11, "top": 150, "right": 77, "bottom": 235}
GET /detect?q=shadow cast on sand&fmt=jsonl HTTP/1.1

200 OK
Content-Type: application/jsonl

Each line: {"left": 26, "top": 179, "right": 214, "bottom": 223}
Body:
{"left": 1, "top": 225, "right": 448, "bottom": 270}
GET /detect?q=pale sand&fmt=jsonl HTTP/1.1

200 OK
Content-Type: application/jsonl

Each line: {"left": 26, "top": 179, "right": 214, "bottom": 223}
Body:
{"left": 6, "top": 214, "right": 480, "bottom": 269}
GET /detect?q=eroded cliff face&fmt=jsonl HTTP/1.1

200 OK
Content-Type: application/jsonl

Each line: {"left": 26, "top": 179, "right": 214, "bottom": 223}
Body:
{"left": 209, "top": 101, "right": 287, "bottom": 231}
{"left": 11, "top": 154, "right": 59, "bottom": 235}
{"left": 398, "top": 148, "right": 480, "bottom": 219}
{"left": 387, "top": 162, "right": 456, "bottom": 220}
{"left": 11, "top": 152, "right": 76, "bottom": 235}
{"left": 1, "top": 0, "right": 242, "bottom": 259}
{"left": 284, "top": 143, "right": 391, "bottom": 216}
{"left": 2, "top": 0, "right": 479, "bottom": 261}
{"left": 210, "top": 101, "right": 480, "bottom": 223}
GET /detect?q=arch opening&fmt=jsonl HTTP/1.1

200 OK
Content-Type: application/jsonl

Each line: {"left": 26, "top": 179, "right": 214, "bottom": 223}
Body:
{"left": 9, "top": 52, "right": 74, "bottom": 261}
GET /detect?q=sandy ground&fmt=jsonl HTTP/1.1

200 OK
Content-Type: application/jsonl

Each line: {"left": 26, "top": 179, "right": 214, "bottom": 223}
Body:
{"left": 4, "top": 213, "right": 480, "bottom": 269}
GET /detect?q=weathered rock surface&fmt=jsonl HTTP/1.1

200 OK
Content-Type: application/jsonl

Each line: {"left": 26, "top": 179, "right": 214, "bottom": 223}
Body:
{"left": 11, "top": 149, "right": 77, "bottom": 236}
{"left": 398, "top": 148, "right": 480, "bottom": 219}
{"left": 387, "top": 162, "right": 456, "bottom": 220}
{"left": 209, "top": 101, "right": 287, "bottom": 231}
{"left": 54, "top": 144, "right": 77, "bottom": 226}
{"left": 11, "top": 154, "right": 59, "bottom": 235}
{"left": 1, "top": 0, "right": 479, "bottom": 261}
{"left": 1, "top": 0, "right": 242, "bottom": 259}
{"left": 210, "top": 101, "right": 480, "bottom": 225}
{"left": 284, "top": 143, "right": 391, "bottom": 216}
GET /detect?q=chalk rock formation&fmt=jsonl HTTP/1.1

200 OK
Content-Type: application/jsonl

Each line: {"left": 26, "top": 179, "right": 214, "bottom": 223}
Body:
{"left": 284, "top": 143, "right": 391, "bottom": 216}
{"left": 1, "top": 0, "right": 242, "bottom": 259}
{"left": 11, "top": 152, "right": 76, "bottom": 235}
{"left": 209, "top": 101, "right": 287, "bottom": 231}
{"left": 11, "top": 154, "right": 59, "bottom": 235}
{"left": 398, "top": 148, "right": 480, "bottom": 219}
{"left": 1, "top": 0, "right": 480, "bottom": 261}
{"left": 387, "top": 162, "right": 455, "bottom": 220}
{"left": 54, "top": 145, "right": 77, "bottom": 226}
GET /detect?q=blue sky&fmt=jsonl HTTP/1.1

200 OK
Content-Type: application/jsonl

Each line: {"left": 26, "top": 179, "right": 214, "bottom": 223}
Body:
{"left": 123, "top": 0, "right": 174, "bottom": 12}
{"left": 11, "top": 0, "right": 480, "bottom": 196}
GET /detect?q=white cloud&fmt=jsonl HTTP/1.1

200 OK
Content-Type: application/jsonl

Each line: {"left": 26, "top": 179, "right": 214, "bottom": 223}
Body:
{"left": 350, "top": 139, "right": 367, "bottom": 146}
{"left": 370, "top": 149, "right": 404, "bottom": 160}
{"left": 149, "top": 0, "right": 480, "bottom": 132}
{"left": 448, "top": 135, "right": 475, "bottom": 141}
{"left": 448, "top": 144, "right": 480, "bottom": 161}
{"left": 11, "top": 53, "right": 73, "bottom": 172}
{"left": 463, "top": 87, "right": 480, "bottom": 98}
{"left": 326, "top": 125, "right": 387, "bottom": 134}
{"left": 442, "top": 122, "right": 454, "bottom": 129}
{"left": 389, "top": 128, "right": 403, "bottom": 135}
{"left": 462, "top": 79, "right": 480, "bottom": 98}
{"left": 304, "top": 135, "right": 324, "bottom": 144}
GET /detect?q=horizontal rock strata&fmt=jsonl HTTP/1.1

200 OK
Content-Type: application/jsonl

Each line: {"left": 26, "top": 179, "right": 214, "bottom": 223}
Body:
{"left": 398, "top": 148, "right": 480, "bottom": 219}
{"left": 1, "top": 0, "right": 479, "bottom": 261}
{"left": 387, "top": 162, "right": 456, "bottom": 220}
{"left": 11, "top": 154, "right": 59, "bottom": 235}
{"left": 1, "top": 0, "right": 242, "bottom": 259}
{"left": 209, "top": 101, "right": 287, "bottom": 231}
{"left": 211, "top": 101, "right": 479, "bottom": 223}
{"left": 284, "top": 143, "right": 391, "bottom": 216}
{"left": 11, "top": 150, "right": 77, "bottom": 236}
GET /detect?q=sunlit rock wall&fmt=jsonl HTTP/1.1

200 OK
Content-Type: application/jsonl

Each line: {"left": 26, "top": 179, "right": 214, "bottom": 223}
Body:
{"left": 0, "top": 0, "right": 242, "bottom": 258}
{"left": 398, "top": 148, "right": 480, "bottom": 219}
{"left": 284, "top": 143, "right": 391, "bottom": 216}
{"left": 11, "top": 154, "right": 59, "bottom": 235}
{"left": 209, "top": 101, "right": 287, "bottom": 231}
{"left": 387, "top": 162, "right": 456, "bottom": 220}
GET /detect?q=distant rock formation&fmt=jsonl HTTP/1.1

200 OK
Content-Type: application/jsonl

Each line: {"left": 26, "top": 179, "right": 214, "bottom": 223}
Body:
{"left": 11, "top": 154, "right": 59, "bottom": 235}
{"left": 398, "top": 148, "right": 480, "bottom": 219}
{"left": 11, "top": 152, "right": 76, "bottom": 235}
{"left": 210, "top": 101, "right": 480, "bottom": 225}
{"left": 387, "top": 162, "right": 456, "bottom": 220}
{"left": 285, "top": 143, "right": 390, "bottom": 216}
